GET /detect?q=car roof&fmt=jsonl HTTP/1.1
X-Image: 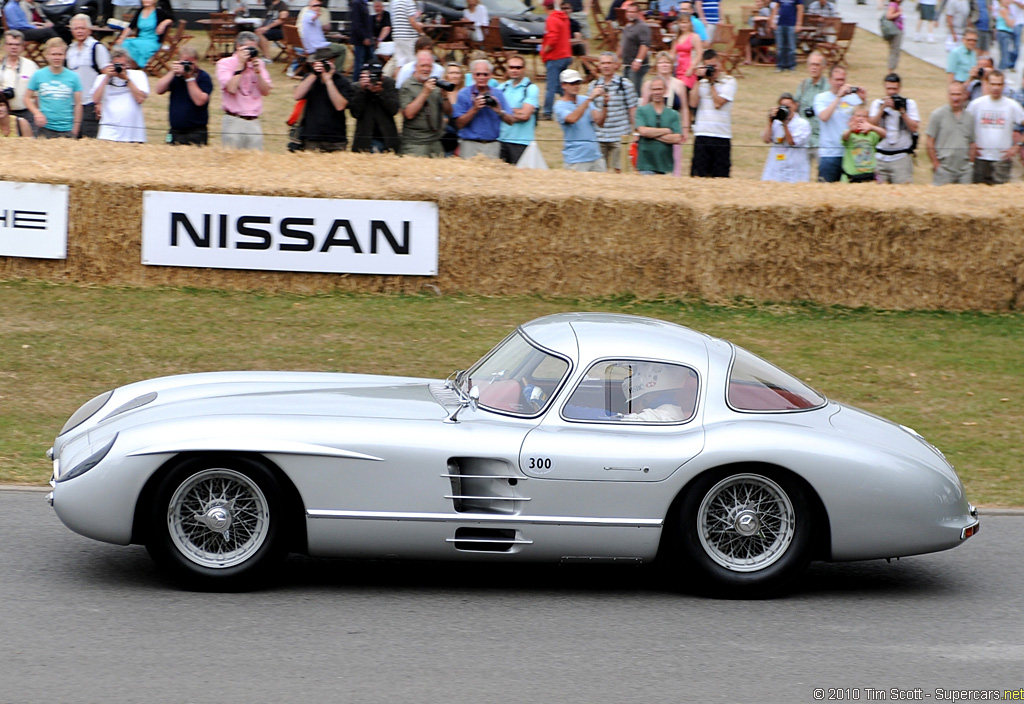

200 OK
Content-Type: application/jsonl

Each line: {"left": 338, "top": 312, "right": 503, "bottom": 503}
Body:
{"left": 519, "top": 313, "right": 722, "bottom": 371}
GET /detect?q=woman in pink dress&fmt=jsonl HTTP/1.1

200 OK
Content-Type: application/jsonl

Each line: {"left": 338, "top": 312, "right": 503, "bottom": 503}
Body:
{"left": 673, "top": 14, "right": 703, "bottom": 90}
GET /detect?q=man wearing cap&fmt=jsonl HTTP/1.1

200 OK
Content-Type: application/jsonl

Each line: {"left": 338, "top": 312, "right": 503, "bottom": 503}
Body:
{"left": 540, "top": 0, "right": 572, "bottom": 120}
{"left": 452, "top": 58, "right": 514, "bottom": 159}
{"left": 554, "top": 67, "right": 608, "bottom": 171}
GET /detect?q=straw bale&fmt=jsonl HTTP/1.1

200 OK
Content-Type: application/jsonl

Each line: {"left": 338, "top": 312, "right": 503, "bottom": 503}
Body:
{"left": 2, "top": 140, "right": 1024, "bottom": 310}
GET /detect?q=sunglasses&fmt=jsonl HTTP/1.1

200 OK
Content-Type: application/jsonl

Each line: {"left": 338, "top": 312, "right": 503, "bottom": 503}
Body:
{"left": 508, "top": 65, "right": 525, "bottom": 69}
{"left": 473, "top": 72, "right": 491, "bottom": 76}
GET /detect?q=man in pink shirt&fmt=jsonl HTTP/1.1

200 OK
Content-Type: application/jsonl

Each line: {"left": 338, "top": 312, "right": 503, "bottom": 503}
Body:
{"left": 216, "top": 31, "right": 273, "bottom": 149}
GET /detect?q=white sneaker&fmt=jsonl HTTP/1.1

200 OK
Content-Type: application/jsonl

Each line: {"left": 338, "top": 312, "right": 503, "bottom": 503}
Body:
{"left": 927, "top": 34, "right": 936, "bottom": 43}
{"left": 913, "top": 33, "right": 922, "bottom": 42}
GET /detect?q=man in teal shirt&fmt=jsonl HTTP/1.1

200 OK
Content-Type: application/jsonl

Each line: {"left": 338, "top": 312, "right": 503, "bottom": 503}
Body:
{"left": 635, "top": 77, "right": 682, "bottom": 174}
{"left": 25, "top": 38, "right": 82, "bottom": 138}
{"left": 946, "top": 29, "right": 978, "bottom": 82}
{"left": 497, "top": 55, "right": 539, "bottom": 165}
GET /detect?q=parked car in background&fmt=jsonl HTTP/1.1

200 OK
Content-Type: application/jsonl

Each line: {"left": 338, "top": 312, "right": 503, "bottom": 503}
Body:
{"left": 38, "top": 0, "right": 100, "bottom": 32}
{"left": 418, "top": 0, "right": 545, "bottom": 52}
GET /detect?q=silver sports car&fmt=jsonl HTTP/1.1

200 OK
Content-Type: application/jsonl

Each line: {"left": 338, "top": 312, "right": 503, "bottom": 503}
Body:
{"left": 47, "top": 313, "right": 979, "bottom": 595}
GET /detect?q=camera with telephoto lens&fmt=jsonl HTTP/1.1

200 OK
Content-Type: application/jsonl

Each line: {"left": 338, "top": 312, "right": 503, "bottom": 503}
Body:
{"left": 435, "top": 78, "right": 456, "bottom": 91}
{"left": 367, "top": 62, "right": 383, "bottom": 84}
{"left": 244, "top": 46, "right": 259, "bottom": 59}
{"left": 1, "top": 86, "right": 14, "bottom": 99}
{"left": 180, "top": 60, "right": 193, "bottom": 73}
{"left": 891, "top": 94, "right": 907, "bottom": 111}
{"left": 774, "top": 104, "right": 790, "bottom": 122}
{"left": 702, "top": 64, "right": 716, "bottom": 80}
{"left": 482, "top": 94, "right": 498, "bottom": 107}
{"left": 803, "top": 107, "right": 815, "bottom": 118}
{"left": 113, "top": 62, "right": 124, "bottom": 74}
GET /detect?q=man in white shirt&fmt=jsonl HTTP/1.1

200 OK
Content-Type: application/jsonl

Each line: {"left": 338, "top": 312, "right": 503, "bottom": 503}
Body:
{"left": 868, "top": 72, "right": 920, "bottom": 183}
{"left": 65, "top": 13, "right": 110, "bottom": 138}
{"left": 463, "top": 0, "right": 489, "bottom": 43}
{"left": 967, "top": 69, "right": 1024, "bottom": 183}
{"left": 90, "top": 46, "right": 149, "bottom": 142}
{"left": 689, "top": 48, "right": 737, "bottom": 177}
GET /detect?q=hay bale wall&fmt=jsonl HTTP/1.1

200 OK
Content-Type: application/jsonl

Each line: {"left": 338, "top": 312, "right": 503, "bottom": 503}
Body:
{"left": 2, "top": 141, "right": 1022, "bottom": 310}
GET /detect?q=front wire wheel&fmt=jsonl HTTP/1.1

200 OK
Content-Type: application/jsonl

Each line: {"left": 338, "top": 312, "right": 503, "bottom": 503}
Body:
{"left": 147, "top": 456, "right": 287, "bottom": 590}
{"left": 678, "top": 469, "right": 812, "bottom": 597}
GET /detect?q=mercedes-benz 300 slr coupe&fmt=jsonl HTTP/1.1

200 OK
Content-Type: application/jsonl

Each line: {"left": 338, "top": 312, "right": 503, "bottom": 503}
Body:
{"left": 47, "top": 313, "right": 979, "bottom": 594}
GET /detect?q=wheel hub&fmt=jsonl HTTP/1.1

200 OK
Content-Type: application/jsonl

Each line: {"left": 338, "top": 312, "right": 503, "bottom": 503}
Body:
{"left": 197, "top": 501, "right": 233, "bottom": 533}
{"left": 733, "top": 509, "right": 760, "bottom": 536}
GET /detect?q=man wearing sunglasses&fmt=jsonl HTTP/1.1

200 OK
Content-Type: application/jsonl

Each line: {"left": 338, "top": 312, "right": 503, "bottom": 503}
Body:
{"left": 497, "top": 54, "right": 539, "bottom": 164}
{"left": 453, "top": 58, "right": 514, "bottom": 159}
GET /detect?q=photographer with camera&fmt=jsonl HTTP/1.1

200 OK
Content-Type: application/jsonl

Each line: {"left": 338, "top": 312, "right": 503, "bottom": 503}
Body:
{"left": 761, "top": 92, "right": 811, "bottom": 182}
{"left": 350, "top": 61, "right": 399, "bottom": 152}
{"left": 965, "top": 55, "right": 993, "bottom": 100}
{"left": 90, "top": 47, "right": 148, "bottom": 142}
{"left": 216, "top": 32, "right": 273, "bottom": 150}
{"left": 452, "top": 59, "right": 514, "bottom": 160}
{"left": 293, "top": 46, "right": 353, "bottom": 152}
{"left": 399, "top": 50, "right": 452, "bottom": 158}
{"left": 689, "top": 49, "right": 737, "bottom": 178}
{"left": 154, "top": 46, "right": 212, "bottom": 146}
{"left": 1, "top": 30, "right": 39, "bottom": 129}
{"left": 867, "top": 72, "right": 920, "bottom": 183}
{"left": 813, "top": 64, "right": 866, "bottom": 182}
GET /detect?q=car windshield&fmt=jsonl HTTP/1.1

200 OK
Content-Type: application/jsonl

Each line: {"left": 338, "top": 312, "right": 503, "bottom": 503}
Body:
{"left": 727, "top": 347, "right": 826, "bottom": 412}
{"left": 461, "top": 331, "right": 569, "bottom": 416}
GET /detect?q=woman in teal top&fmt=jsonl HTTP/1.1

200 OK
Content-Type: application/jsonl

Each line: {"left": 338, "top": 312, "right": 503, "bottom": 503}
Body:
{"left": 118, "top": 0, "right": 173, "bottom": 70}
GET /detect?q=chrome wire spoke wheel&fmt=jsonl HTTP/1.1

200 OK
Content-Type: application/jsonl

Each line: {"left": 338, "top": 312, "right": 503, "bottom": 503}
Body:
{"left": 167, "top": 468, "right": 270, "bottom": 569}
{"left": 696, "top": 473, "right": 796, "bottom": 573}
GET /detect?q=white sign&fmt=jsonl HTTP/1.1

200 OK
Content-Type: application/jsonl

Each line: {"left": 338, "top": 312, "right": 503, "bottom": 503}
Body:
{"left": 0, "top": 181, "right": 69, "bottom": 260}
{"left": 142, "top": 191, "right": 439, "bottom": 276}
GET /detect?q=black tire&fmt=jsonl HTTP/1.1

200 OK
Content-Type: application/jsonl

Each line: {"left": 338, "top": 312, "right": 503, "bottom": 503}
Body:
{"left": 675, "top": 468, "right": 813, "bottom": 597}
{"left": 146, "top": 455, "right": 288, "bottom": 591}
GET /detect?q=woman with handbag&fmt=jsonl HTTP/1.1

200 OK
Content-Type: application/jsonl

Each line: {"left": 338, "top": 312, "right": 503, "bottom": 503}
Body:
{"left": 881, "top": 0, "right": 904, "bottom": 71}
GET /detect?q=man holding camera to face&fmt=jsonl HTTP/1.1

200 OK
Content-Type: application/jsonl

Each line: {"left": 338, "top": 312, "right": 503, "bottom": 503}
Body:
{"left": 452, "top": 59, "right": 514, "bottom": 160}
{"left": 90, "top": 47, "right": 148, "bottom": 142}
{"left": 216, "top": 32, "right": 273, "bottom": 150}
{"left": 293, "top": 46, "right": 354, "bottom": 152}
{"left": 350, "top": 61, "right": 399, "bottom": 152}
{"left": 154, "top": 46, "right": 212, "bottom": 145}
{"left": 761, "top": 92, "right": 811, "bottom": 182}
{"left": 399, "top": 49, "right": 452, "bottom": 158}
{"left": 868, "top": 72, "right": 920, "bottom": 184}
{"left": 689, "top": 49, "right": 737, "bottom": 178}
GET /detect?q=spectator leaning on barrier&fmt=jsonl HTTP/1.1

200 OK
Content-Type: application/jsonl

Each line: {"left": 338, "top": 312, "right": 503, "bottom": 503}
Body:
{"left": 453, "top": 58, "right": 513, "bottom": 160}
{"left": 496, "top": 54, "right": 538, "bottom": 165}
{"left": 967, "top": 69, "right": 1024, "bottom": 184}
{"left": 1, "top": 30, "right": 39, "bottom": 126}
{"left": 689, "top": 48, "right": 736, "bottom": 178}
{"left": 591, "top": 51, "right": 638, "bottom": 173}
{"left": 91, "top": 46, "right": 148, "bottom": 143}
{"left": 25, "top": 37, "right": 81, "bottom": 138}
{"left": 868, "top": 72, "right": 920, "bottom": 184}
{"left": 293, "top": 46, "right": 353, "bottom": 152}
{"left": 540, "top": 0, "right": 572, "bottom": 120}
{"left": 761, "top": 91, "right": 811, "bottom": 182}
{"left": 618, "top": 3, "right": 650, "bottom": 95}
{"left": 926, "top": 81, "right": 975, "bottom": 185}
{"left": 555, "top": 67, "right": 607, "bottom": 172}
{"left": 399, "top": 49, "right": 451, "bottom": 157}
{"left": 634, "top": 76, "right": 682, "bottom": 175}
{"left": 350, "top": 60, "right": 399, "bottom": 152}
{"left": 216, "top": 31, "right": 273, "bottom": 150}
{"left": 813, "top": 64, "right": 865, "bottom": 182}
{"left": 66, "top": 14, "right": 110, "bottom": 139}
{"left": 795, "top": 51, "right": 828, "bottom": 174}
{"left": 154, "top": 45, "right": 212, "bottom": 145}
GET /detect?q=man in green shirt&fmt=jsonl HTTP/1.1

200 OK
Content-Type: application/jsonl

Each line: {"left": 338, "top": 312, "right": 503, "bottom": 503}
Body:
{"left": 398, "top": 50, "right": 451, "bottom": 157}
{"left": 634, "top": 77, "right": 681, "bottom": 174}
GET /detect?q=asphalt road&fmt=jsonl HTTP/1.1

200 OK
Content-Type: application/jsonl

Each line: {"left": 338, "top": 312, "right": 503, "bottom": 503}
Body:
{"left": 3, "top": 487, "right": 1022, "bottom": 704}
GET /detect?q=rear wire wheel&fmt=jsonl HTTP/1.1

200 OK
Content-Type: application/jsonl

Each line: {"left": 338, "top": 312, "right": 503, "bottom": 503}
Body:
{"left": 146, "top": 456, "right": 288, "bottom": 590}
{"left": 677, "top": 469, "right": 812, "bottom": 597}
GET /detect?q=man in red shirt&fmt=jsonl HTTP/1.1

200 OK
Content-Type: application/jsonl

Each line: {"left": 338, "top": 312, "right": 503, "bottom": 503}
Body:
{"left": 540, "top": 0, "right": 572, "bottom": 119}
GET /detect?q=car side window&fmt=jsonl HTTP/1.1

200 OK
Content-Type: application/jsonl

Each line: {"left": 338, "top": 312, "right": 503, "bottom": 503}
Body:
{"left": 562, "top": 361, "right": 698, "bottom": 423}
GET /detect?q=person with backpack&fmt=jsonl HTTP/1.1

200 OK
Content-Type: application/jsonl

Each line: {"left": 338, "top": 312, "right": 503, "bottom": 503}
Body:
{"left": 65, "top": 14, "right": 110, "bottom": 139}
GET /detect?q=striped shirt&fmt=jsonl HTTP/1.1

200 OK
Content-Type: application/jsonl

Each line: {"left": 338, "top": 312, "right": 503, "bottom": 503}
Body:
{"left": 590, "top": 75, "right": 637, "bottom": 142}
{"left": 390, "top": 0, "right": 419, "bottom": 42}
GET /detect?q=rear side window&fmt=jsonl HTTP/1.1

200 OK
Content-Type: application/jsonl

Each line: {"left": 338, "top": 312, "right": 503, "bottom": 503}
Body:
{"left": 563, "top": 360, "right": 699, "bottom": 423}
{"left": 727, "top": 348, "right": 825, "bottom": 412}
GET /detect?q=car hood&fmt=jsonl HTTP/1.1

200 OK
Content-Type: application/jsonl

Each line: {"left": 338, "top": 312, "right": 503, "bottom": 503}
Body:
{"left": 86, "top": 371, "right": 449, "bottom": 437}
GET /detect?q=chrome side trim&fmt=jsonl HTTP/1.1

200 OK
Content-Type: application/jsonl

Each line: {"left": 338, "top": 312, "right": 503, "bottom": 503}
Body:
{"left": 444, "top": 495, "right": 530, "bottom": 502}
{"left": 439, "top": 474, "right": 528, "bottom": 480}
{"left": 306, "top": 509, "right": 663, "bottom": 528}
{"left": 445, "top": 538, "right": 535, "bottom": 545}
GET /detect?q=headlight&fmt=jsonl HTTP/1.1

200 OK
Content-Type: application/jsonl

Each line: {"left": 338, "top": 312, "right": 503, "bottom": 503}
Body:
{"left": 57, "top": 434, "right": 117, "bottom": 483}
{"left": 101, "top": 392, "right": 157, "bottom": 422}
{"left": 59, "top": 390, "right": 113, "bottom": 435}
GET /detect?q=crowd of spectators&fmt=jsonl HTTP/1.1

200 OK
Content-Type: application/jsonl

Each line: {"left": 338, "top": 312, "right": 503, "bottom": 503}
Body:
{"left": 3, "top": 0, "right": 1024, "bottom": 185}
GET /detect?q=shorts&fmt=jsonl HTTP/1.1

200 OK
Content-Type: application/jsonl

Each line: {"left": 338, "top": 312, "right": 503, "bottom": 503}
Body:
{"left": 599, "top": 141, "right": 622, "bottom": 171}
{"left": 919, "top": 4, "right": 936, "bottom": 21}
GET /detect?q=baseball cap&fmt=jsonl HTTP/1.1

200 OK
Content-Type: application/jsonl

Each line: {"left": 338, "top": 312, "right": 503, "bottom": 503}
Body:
{"left": 560, "top": 68, "right": 583, "bottom": 83}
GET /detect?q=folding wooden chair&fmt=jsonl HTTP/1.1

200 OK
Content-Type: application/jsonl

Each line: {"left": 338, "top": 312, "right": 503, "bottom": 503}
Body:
{"left": 281, "top": 22, "right": 305, "bottom": 74}
{"left": 816, "top": 21, "right": 855, "bottom": 67}
{"left": 0, "top": 13, "right": 45, "bottom": 64}
{"left": 144, "top": 20, "right": 191, "bottom": 75}
{"left": 590, "top": 0, "right": 620, "bottom": 52}
{"left": 478, "top": 19, "right": 513, "bottom": 77}
{"left": 204, "top": 15, "right": 239, "bottom": 61}
{"left": 710, "top": 23, "right": 743, "bottom": 77}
